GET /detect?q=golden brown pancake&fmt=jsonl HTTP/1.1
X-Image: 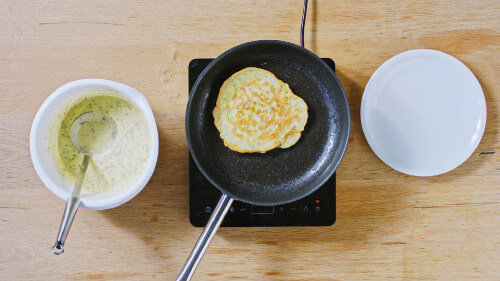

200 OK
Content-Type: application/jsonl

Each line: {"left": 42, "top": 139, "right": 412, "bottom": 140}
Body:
{"left": 213, "top": 67, "right": 308, "bottom": 153}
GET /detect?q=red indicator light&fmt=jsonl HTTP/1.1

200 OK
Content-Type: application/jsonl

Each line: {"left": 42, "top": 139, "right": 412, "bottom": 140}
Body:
{"left": 316, "top": 200, "right": 319, "bottom": 204}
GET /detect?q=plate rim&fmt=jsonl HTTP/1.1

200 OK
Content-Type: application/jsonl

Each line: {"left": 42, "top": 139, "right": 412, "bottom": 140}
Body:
{"left": 360, "top": 49, "right": 487, "bottom": 176}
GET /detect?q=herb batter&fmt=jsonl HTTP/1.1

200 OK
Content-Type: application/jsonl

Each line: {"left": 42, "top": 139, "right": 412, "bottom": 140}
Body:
{"left": 50, "top": 91, "right": 151, "bottom": 193}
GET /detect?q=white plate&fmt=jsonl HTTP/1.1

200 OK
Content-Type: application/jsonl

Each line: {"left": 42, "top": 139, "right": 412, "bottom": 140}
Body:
{"left": 361, "top": 49, "right": 486, "bottom": 176}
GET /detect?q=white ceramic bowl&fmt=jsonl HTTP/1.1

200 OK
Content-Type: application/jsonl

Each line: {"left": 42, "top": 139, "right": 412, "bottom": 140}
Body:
{"left": 30, "top": 79, "right": 159, "bottom": 209}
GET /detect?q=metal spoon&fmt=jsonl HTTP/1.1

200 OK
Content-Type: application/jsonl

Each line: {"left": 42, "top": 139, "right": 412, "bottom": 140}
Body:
{"left": 51, "top": 111, "right": 116, "bottom": 255}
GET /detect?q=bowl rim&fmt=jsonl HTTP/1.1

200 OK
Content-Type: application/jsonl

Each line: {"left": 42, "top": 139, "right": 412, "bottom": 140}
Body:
{"left": 30, "top": 79, "right": 159, "bottom": 210}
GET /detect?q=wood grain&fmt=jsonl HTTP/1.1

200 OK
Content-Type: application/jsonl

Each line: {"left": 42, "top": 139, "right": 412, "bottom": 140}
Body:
{"left": 0, "top": 0, "right": 498, "bottom": 280}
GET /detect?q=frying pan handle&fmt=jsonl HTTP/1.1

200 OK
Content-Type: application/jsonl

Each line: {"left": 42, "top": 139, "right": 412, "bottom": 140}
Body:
{"left": 176, "top": 194, "right": 234, "bottom": 281}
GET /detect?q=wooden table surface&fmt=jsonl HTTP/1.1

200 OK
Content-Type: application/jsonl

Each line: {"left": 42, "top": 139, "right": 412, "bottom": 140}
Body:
{"left": 1, "top": 1, "right": 498, "bottom": 280}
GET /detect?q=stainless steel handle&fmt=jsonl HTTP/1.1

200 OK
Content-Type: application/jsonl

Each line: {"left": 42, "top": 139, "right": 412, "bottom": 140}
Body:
{"left": 51, "top": 196, "right": 80, "bottom": 255}
{"left": 51, "top": 154, "right": 89, "bottom": 255}
{"left": 176, "top": 194, "right": 234, "bottom": 281}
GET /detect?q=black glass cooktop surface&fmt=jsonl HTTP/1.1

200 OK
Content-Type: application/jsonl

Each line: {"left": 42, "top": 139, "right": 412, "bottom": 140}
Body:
{"left": 188, "top": 58, "right": 336, "bottom": 227}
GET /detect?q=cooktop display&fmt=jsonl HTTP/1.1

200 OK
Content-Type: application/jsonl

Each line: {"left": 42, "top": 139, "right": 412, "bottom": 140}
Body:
{"left": 188, "top": 58, "right": 336, "bottom": 227}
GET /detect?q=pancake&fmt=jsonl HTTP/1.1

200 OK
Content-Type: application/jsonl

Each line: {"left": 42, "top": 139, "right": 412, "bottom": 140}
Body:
{"left": 213, "top": 67, "right": 308, "bottom": 153}
{"left": 279, "top": 83, "right": 308, "bottom": 149}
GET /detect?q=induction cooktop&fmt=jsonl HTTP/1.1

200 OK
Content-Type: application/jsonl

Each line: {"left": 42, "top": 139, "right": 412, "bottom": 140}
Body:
{"left": 188, "top": 58, "right": 336, "bottom": 227}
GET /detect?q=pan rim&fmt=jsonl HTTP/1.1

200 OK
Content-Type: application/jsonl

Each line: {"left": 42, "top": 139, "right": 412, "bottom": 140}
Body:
{"left": 186, "top": 40, "right": 350, "bottom": 206}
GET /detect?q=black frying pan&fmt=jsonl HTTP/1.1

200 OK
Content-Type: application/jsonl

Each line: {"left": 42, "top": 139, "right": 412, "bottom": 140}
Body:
{"left": 177, "top": 40, "right": 350, "bottom": 280}
{"left": 177, "top": 8, "right": 349, "bottom": 281}
{"left": 188, "top": 40, "right": 349, "bottom": 205}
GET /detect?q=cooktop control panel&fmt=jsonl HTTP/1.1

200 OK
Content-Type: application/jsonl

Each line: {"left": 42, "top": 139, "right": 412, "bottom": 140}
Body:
{"left": 188, "top": 58, "right": 337, "bottom": 227}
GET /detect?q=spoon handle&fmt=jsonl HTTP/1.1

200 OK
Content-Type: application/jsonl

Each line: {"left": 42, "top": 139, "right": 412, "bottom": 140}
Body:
{"left": 72, "top": 155, "right": 90, "bottom": 198}
{"left": 52, "top": 155, "right": 90, "bottom": 255}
